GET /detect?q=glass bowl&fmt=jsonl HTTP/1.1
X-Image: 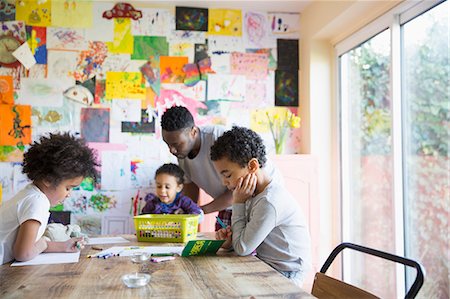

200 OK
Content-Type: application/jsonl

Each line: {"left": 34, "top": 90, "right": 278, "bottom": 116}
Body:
{"left": 130, "top": 252, "right": 150, "bottom": 263}
{"left": 121, "top": 273, "right": 151, "bottom": 288}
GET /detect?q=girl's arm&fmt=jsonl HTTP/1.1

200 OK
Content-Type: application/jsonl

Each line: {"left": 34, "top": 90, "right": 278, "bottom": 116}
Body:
{"left": 13, "top": 219, "right": 47, "bottom": 262}
{"left": 45, "top": 237, "right": 85, "bottom": 253}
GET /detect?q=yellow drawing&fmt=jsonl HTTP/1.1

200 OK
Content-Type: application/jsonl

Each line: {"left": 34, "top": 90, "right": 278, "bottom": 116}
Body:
{"left": 208, "top": 9, "right": 242, "bottom": 36}
{"left": 107, "top": 18, "right": 134, "bottom": 54}
{"left": 105, "top": 72, "right": 146, "bottom": 100}
{"left": 16, "top": 0, "right": 52, "bottom": 27}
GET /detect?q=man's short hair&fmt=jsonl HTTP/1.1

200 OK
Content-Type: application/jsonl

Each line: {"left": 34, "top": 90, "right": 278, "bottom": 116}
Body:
{"left": 161, "top": 106, "right": 195, "bottom": 131}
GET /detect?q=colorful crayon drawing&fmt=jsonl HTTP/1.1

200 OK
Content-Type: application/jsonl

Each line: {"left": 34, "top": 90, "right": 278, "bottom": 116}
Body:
{"left": 16, "top": 1, "right": 51, "bottom": 27}
{"left": 0, "top": 104, "right": 31, "bottom": 146}
{"left": 80, "top": 108, "right": 110, "bottom": 143}
{"left": 105, "top": 72, "right": 146, "bottom": 99}
{"left": 275, "top": 70, "right": 298, "bottom": 107}
{"left": 90, "top": 194, "right": 117, "bottom": 212}
{"left": 132, "top": 36, "right": 168, "bottom": 60}
{"left": 0, "top": 145, "right": 26, "bottom": 162}
{"left": 176, "top": 7, "right": 208, "bottom": 31}
{"left": 183, "top": 57, "right": 214, "bottom": 87}
{"left": 74, "top": 42, "right": 108, "bottom": 82}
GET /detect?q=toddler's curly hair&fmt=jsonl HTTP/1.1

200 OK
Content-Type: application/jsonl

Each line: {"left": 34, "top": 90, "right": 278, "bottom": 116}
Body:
{"left": 22, "top": 132, "right": 98, "bottom": 186}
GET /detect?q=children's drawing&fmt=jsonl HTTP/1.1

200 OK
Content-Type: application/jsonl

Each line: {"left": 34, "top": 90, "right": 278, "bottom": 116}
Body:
{"left": 194, "top": 42, "right": 208, "bottom": 62}
{"left": 80, "top": 107, "right": 110, "bottom": 143}
{"left": 102, "top": 3, "right": 142, "bottom": 20}
{"left": 0, "top": 75, "right": 14, "bottom": 104}
{"left": 183, "top": 58, "right": 214, "bottom": 87}
{"left": 26, "top": 25, "right": 47, "bottom": 64}
{"left": 63, "top": 85, "right": 94, "bottom": 106}
{"left": 0, "top": 0, "right": 15, "bottom": 22}
{"left": 176, "top": 6, "right": 208, "bottom": 31}
{"left": 162, "top": 81, "right": 206, "bottom": 102}
{"left": 106, "top": 18, "right": 133, "bottom": 54}
{"left": 121, "top": 109, "right": 156, "bottom": 134}
{"left": 131, "top": 8, "right": 170, "bottom": 36}
{"left": 208, "top": 9, "right": 242, "bottom": 36}
{"left": 131, "top": 36, "right": 168, "bottom": 60}
{"left": 16, "top": 1, "right": 51, "bottom": 27}
{"left": 139, "top": 56, "right": 160, "bottom": 95}
{"left": 169, "top": 42, "right": 194, "bottom": 61}
{"left": 51, "top": 0, "right": 93, "bottom": 28}
{"left": 66, "top": 194, "right": 89, "bottom": 214}
{"left": 231, "top": 52, "right": 269, "bottom": 80}
{"left": 207, "top": 74, "right": 246, "bottom": 102}
{"left": 85, "top": 2, "right": 114, "bottom": 42}
{"left": 72, "top": 215, "right": 101, "bottom": 235}
{"left": 101, "top": 150, "right": 131, "bottom": 190}
{"left": 208, "top": 35, "right": 244, "bottom": 53}
{"left": 160, "top": 56, "right": 188, "bottom": 83}
{"left": 18, "top": 77, "right": 72, "bottom": 107}
{"left": 0, "top": 162, "right": 14, "bottom": 201}
{"left": 275, "top": 70, "right": 298, "bottom": 107}
{"left": 0, "top": 145, "right": 25, "bottom": 162}
{"left": 47, "top": 27, "right": 87, "bottom": 50}
{"left": 168, "top": 30, "right": 206, "bottom": 44}
{"left": 277, "top": 39, "right": 299, "bottom": 71}
{"left": 99, "top": 54, "right": 130, "bottom": 79}
{"left": 105, "top": 72, "right": 146, "bottom": 99}
{"left": 247, "top": 48, "right": 277, "bottom": 71}
{"left": 111, "top": 99, "right": 141, "bottom": 122}
{"left": 46, "top": 50, "right": 78, "bottom": 80}
{"left": 90, "top": 193, "right": 117, "bottom": 212}
{"left": 268, "top": 12, "right": 300, "bottom": 38}
{"left": 243, "top": 11, "right": 275, "bottom": 49}
{"left": 74, "top": 41, "right": 108, "bottom": 82}
{"left": 0, "top": 104, "right": 31, "bottom": 146}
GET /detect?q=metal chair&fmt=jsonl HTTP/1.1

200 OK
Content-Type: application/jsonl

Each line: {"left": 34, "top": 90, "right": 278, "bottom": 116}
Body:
{"left": 311, "top": 242, "right": 425, "bottom": 299}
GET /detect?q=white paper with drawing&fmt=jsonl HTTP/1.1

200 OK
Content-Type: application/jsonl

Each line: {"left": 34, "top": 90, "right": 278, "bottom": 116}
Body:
{"left": 101, "top": 151, "right": 131, "bottom": 190}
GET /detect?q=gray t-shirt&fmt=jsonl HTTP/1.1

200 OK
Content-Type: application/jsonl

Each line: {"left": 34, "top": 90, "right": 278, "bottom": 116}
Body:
{"left": 178, "top": 125, "right": 282, "bottom": 200}
{"left": 231, "top": 179, "right": 312, "bottom": 274}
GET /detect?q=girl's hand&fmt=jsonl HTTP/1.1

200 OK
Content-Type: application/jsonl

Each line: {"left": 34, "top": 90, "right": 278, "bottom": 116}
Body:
{"left": 64, "top": 237, "right": 86, "bottom": 252}
{"left": 232, "top": 173, "right": 257, "bottom": 204}
{"left": 215, "top": 226, "right": 232, "bottom": 249}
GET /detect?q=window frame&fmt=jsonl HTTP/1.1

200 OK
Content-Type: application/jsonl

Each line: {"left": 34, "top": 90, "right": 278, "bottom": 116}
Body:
{"left": 334, "top": 0, "right": 444, "bottom": 297}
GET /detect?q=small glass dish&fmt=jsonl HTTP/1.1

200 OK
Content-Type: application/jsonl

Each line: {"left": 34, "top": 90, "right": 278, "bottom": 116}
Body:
{"left": 121, "top": 272, "right": 151, "bottom": 288}
{"left": 130, "top": 252, "right": 150, "bottom": 263}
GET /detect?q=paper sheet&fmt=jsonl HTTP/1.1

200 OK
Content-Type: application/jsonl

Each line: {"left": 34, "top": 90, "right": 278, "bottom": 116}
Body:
{"left": 11, "top": 252, "right": 80, "bottom": 266}
{"left": 87, "top": 237, "right": 131, "bottom": 245}
{"left": 92, "top": 245, "right": 184, "bottom": 257}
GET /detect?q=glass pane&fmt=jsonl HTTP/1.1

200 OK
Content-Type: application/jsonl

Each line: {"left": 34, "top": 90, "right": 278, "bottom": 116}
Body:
{"left": 340, "top": 29, "right": 395, "bottom": 297}
{"left": 402, "top": 2, "right": 449, "bottom": 298}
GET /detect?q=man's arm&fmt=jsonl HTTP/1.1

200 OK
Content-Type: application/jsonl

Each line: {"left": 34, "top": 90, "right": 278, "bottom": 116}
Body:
{"left": 182, "top": 182, "right": 200, "bottom": 203}
{"left": 201, "top": 190, "right": 233, "bottom": 214}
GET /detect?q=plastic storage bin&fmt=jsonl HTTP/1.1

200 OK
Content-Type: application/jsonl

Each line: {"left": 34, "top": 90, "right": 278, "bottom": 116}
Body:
{"left": 134, "top": 214, "right": 199, "bottom": 243}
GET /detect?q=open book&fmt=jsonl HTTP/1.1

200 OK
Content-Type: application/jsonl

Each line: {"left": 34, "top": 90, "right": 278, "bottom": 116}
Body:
{"left": 181, "top": 239, "right": 225, "bottom": 257}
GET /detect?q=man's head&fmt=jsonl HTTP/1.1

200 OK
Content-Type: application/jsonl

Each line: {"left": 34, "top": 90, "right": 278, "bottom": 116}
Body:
{"left": 161, "top": 106, "right": 198, "bottom": 159}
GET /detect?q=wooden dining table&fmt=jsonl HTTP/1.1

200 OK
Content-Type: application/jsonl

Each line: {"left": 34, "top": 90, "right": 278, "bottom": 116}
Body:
{"left": 0, "top": 234, "right": 315, "bottom": 298}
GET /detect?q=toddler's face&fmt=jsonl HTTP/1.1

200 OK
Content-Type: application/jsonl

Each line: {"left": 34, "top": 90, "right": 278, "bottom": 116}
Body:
{"left": 46, "top": 176, "right": 84, "bottom": 206}
{"left": 213, "top": 157, "right": 249, "bottom": 191}
{"left": 155, "top": 173, "right": 183, "bottom": 204}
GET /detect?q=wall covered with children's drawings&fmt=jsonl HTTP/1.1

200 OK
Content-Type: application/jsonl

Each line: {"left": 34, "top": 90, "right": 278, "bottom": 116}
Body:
{"left": 0, "top": 0, "right": 301, "bottom": 234}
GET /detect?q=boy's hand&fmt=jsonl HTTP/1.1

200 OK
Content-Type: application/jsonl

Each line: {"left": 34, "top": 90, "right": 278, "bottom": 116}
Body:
{"left": 232, "top": 173, "right": 257, "bottom": 204}
{"left": 215, "top": 226, "right": 232, "bottom": 249}
{"left": 65, "top": 237, "right": 86, "bottom": 252}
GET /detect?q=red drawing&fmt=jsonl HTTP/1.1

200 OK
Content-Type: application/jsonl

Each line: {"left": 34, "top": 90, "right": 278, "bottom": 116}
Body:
{"left": 102, "top": 3, "right": 142, "bottom": 20}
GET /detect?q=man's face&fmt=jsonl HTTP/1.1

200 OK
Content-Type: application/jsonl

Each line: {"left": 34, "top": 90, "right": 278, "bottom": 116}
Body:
{"left": 162, "top": 128, "right": 195, "bottom": 159}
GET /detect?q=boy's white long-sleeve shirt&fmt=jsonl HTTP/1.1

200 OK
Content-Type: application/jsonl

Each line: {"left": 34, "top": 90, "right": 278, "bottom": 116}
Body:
{"left": 231, "top": 180, "right": 312, "bottom": 274}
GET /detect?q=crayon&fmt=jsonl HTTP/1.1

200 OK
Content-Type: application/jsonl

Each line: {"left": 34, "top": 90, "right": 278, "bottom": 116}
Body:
{"left": 215, "top": 216, "right": 227, "bottom": 229}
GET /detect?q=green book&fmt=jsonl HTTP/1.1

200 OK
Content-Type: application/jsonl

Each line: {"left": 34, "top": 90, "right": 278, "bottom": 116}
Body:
{"left": 181, "top": 240, "right": 225, "bottom": 257}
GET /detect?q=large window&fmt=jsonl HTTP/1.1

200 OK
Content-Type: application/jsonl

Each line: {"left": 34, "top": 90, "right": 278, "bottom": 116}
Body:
{"left": 338, "top": 1, "right": 448, "bottom": 298}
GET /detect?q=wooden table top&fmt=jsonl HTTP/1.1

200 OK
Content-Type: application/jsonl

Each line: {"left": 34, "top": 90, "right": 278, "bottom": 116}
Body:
{"left": 0, "top": 235, "right": 315, "bottom": 299}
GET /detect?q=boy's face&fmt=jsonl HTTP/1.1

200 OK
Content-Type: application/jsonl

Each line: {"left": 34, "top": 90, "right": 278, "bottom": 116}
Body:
{"left": 213, "top": 157, "right": 249, "bottom": 191}
{"left": 162, "top": 128, "right": 196, "bottom": 159}
{"left": 45, "top": 176, "right": 84, "bottom": 206}
{"left": 155, "top": 173, "right": 183, "bottom": 204}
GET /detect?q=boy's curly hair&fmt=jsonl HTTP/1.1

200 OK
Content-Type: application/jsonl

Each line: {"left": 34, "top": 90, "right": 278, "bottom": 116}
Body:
{"left": 155, "top": 163, "right": 185, "bottom": 185}
{"left": 210, "top": 126, "right": 267, "bottom": 168}
{"left": 22, "top": 132, "right": 98, "bottom": 186}
{"left": 160, "top": 106, "right": 194, "bottom": 132}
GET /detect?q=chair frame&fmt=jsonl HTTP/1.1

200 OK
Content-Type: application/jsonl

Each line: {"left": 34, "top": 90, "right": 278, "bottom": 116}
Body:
{"left": 319, "top": 242, "right": 425, "bottom": 299}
